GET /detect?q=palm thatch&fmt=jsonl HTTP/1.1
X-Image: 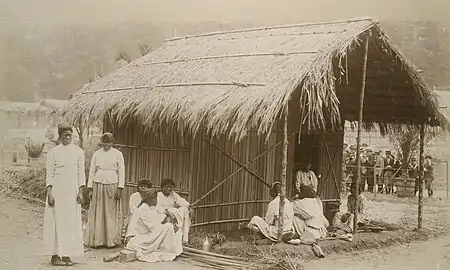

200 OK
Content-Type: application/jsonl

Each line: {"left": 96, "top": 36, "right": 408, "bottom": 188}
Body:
{"left": 62, "top": 17, "right": 447, "bottom": 141}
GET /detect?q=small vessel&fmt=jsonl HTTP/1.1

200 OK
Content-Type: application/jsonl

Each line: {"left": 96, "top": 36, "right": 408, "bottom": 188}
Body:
{"left": 202, "top": 236, "right": 211, "bottom": 252}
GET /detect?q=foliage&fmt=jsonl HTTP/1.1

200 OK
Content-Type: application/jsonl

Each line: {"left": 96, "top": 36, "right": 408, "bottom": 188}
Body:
{"left": 0, "top": 168, "right": 46, "bottom": 201}
{"left": 387, "top": 125, "right": 440, "bottom": 166}
{"left": 24, "top": 138, "right": 45, "bottom": 158}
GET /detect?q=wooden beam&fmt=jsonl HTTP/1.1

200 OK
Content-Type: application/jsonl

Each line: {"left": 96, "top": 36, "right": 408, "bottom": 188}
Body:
{"left": 418, "top": 123, "right": 425, "bottom": 230}
{"left": 277, "top": 102, "right": 289, "bottom": 241}
{"left": 353, "top": 33, "right": 370, "bottom": 233}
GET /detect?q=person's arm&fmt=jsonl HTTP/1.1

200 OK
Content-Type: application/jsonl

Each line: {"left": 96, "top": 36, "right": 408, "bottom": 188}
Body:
{"left": 117, "top": 150, "right": 125, "bottom": 189}
{"left": 45, "top": 150, "right": 55, "bottom": 188}
{"left": 78, "top": 148, "right": 86, "bottom": 188}
{"left": 173, "top": 192, "right": 190, "bottom": 208}
{"left": 87, "top": 151, "right": 97, "bottom": 189}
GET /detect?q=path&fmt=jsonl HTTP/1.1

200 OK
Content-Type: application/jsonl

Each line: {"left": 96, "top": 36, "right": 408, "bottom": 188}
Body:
{"left": 0, "top": 195, "right": 203, "bottom": 270}
{"left": 2, "top": 194, "right": 450, "bottom": 270}
{"left": 306, "top": 235, "right": 450, "bottom": 270}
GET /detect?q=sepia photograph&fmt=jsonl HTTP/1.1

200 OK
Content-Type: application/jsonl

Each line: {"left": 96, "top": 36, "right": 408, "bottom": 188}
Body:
{"left": 0, "top": 0, "right": 449, "bottom": 269}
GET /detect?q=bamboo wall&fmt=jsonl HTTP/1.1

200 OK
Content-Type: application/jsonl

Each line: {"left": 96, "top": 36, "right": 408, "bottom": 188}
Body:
{"left": 104, "top": 114, "right": 340, "bottom": 232}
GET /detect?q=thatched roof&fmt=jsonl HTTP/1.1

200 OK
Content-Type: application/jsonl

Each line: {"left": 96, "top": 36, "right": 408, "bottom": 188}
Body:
{"left": 62, "top": 17, "right": 447, "bottom": 140}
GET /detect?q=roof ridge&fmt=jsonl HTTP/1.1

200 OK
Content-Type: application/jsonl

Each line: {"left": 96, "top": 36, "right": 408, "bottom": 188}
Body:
{"left": 165, "top": 17, "right": 374, "bottom": 42}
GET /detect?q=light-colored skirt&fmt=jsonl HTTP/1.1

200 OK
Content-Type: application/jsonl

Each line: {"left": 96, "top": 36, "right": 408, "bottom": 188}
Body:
{"left": 87, "top": 183, "right": 122, "bottom": 247}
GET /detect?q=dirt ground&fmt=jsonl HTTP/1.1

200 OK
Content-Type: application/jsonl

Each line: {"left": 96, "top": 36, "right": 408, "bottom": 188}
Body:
{"left": 2, "top": 193, "right": 450, "bottom": 270}
{"left": 306, "top": 234, "right": 450, "bottom": 270}
{"left": 0, "top": 195, "right": 203, "bottom": 270}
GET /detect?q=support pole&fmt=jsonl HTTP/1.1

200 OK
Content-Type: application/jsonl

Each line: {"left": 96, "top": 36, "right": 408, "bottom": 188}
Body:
{"left": 353, "top": 33, "right": 370, "bottom": 233}
{"left": 277, "top": 103, "right": 289, "bottom": 241}
{"left": 418, "top": 123, "right": 425, "bottom": 230}
{"left": 446, "top": 160, "right": 449, "bottom": 199}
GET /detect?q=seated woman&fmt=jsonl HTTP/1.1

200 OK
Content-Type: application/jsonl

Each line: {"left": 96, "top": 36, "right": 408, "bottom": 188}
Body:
{"left": 332, "top": 183, "right": 369, "bottom": 232}
{"left": 292, "top": 185, "right": 329, "bottom": 240}
{"left": 126, "top": 188, "right": 183, "bottom": 263}
{"left": 248, "top": 182, "right": 295, "bottom": 242}
{"left": 295, "top": 159, "right": 319, "bottom": 194}
{"left": 156, "top": 178, "right": 193, "bottom": 245}
{"left": 123, "top": 179, "right": 153, "bottom": 244}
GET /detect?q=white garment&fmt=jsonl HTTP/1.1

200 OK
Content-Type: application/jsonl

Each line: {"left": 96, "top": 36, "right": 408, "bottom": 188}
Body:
{"left": 296, "top": 170, "right": 318, "bottom": 193}
{"left": 126, "top": 192, "right": 142, "bottom": 237}
{"left": 292, "top": 198, "right": 328, "bottom": 239}
{"left": 248, "top": 196, "right": 294, "bottom": 241}
{"left": 157, "top": 191, "right": 190, "bottom": 243}
{"left": 88, "top": 148, "right": 125, "bottom": 188}
{"left": 127, "top": 204, "right": 183, "bottom": 263}
{"left": 43, "top": 144, "right": 85, "bottom": 256}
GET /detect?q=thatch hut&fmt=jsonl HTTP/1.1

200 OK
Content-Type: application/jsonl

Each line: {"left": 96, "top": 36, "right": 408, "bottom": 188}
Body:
{"left": 62, "top": 18, "right": 446, "bottom": 232}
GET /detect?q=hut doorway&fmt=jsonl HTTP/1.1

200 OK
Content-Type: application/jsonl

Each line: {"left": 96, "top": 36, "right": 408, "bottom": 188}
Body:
{"left": 292, "top": 134, "right": 320, "bottom": 193}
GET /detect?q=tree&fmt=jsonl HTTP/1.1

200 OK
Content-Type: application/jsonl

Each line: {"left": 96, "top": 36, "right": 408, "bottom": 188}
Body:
{"left": 388, "top": 125, "right": 440, "bottom": 168}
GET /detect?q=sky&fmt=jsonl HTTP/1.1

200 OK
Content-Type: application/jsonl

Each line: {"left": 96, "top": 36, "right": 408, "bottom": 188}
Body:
{"left": 1, "top": 0, "right": 449, "bottom": 25}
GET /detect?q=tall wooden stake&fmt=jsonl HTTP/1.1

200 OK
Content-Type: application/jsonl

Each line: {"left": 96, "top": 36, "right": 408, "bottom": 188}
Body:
{"left": 418, "top": 123, "right": 425, "bottom": 229}
{"left": 277, "top": 103, "right": 289, "bottom": 241}
{"left": 353, "top": 33, "right": 370, "bottom": 233}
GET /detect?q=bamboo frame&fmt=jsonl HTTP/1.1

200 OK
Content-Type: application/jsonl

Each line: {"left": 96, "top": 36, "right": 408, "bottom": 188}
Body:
{"left": 214, "top": 30, "right": 346, "bottom": 41}
{"left": 81, "top": 82, "right": 266, "bottom": 94}
{"left": 319, "top": 134, "right": 341, "bottom": 197}
{"left": 205, "top": 138, "right": 271, "bottom": 186}
{"left": 140, "top": 51, "right": 318, "bottom": 66}
{"left": 192, "top": 200, "right": 270, "bottom": 209}
{"left": 191, "top": 218, "right": 250, "bottom": 228}
{"left": 418, "top": 123, "right": 425, "bottom": 229}
{"left": 191, "top": 131, "right": 298, "bottom": 206}
{"left": 115, "top": 143, "right": 190, "bottom": 152}
{"left": 165, "top": 17, "right": 373, "bottom": 41}
{"left": 353, "top": 33, "right": 370, "bottom": 233}
{"left": 277, "top": 103, "right": 289, "bottom": 241}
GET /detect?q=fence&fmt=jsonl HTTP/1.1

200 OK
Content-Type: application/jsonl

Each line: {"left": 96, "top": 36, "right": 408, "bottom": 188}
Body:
{"left": 343, "top": 161, "right": 449, "bottom": 199}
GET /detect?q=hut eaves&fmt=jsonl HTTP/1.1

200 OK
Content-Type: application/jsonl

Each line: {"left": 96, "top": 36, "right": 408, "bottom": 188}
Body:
{"left": 62, "top": 17, "right": 446, "bottom": 141}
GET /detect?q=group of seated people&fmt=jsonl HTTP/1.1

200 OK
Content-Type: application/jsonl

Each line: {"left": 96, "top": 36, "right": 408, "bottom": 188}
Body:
{"left": 248, "top": 159, "right": 369, "bottom": 245}
{"left": 118, "top": 178, "right": 193, "bottom": 263}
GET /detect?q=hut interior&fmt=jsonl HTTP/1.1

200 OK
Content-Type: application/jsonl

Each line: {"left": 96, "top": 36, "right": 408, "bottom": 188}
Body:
{"left": 63, "top": 18, "right": 446, "bottom": 233}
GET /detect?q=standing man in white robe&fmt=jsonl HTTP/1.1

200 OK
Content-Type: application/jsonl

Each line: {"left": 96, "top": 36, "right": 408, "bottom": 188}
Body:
{"left": 156, "top": 178, "right": 193, "bottom": 245}
{"left": 43, "top": 124, "right": 86, "bottom": 266}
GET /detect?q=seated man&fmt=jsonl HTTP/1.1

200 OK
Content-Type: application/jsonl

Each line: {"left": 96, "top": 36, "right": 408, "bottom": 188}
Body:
{"left": 123, "top": 179, "right": 152, "bottom": 244}
{"left": 248, "top": 182, "right": 295, "bottom": 242}
{"left": 292, "top": 185, "right": 329, "bottom": 240}
{"left": 105, "top": 188, "right": 182, "bottom": 263}
{"left": 332, "top": 183, "right": 369, "bottom": 233}
{"left": 156, "top": 178, "right": 193, "bottom": 245}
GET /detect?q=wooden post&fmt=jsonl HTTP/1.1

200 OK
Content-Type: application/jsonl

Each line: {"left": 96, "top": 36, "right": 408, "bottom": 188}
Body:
{"left": 418, "top": 123, "right": 425, "bottom": 229}
{"left": 353, "top": 33, "right": 370, "bottom": 233}
{"left": 446, "top": 160, "right": 449, "bottom": 199}
{"left": 277, "top": 103, "right": 289, "bottom": 241}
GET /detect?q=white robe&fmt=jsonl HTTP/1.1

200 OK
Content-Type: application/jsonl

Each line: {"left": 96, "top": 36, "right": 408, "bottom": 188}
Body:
{"left": 156, "top": 191, "right": 191, "bottom": 244}
{"left": 127, "top": 204, "right": 183, "bottom": 263}
{"left": 248, "top": 196, "right": 294, "bottom": 242}
{"left": 292, "top": 198, "right": 329, "bottom": 240}
{"left": 125, "top": 192, "right": 142, "bottom": 237}
{"left": 43, "top": 144, "right": 85, "bottom": 257}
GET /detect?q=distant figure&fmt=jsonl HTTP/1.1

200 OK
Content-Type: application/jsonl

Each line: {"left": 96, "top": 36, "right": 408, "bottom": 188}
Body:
{"left": 43, "top": 124, "right": 85, "bottom": 266}
{"left": 87, "top": 132, "right": 125, "bottom": 248}
{"left": 424, "top": 155, "right": 434, "bottom": 197}
{"left": 408, "top": 157, "right": 420, "bottom": 196}
{"left": 373, "top": 150, "right": 384, "bottom": 193}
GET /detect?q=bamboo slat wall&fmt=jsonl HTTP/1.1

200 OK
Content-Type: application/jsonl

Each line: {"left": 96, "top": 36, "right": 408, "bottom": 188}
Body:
{"left": 103, "top": 114, "right": 340, "bottom": 232}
